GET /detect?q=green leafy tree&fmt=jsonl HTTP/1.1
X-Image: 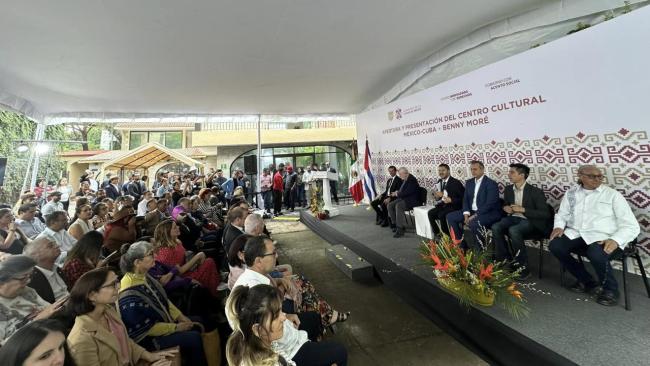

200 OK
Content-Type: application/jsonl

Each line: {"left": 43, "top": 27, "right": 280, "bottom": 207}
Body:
{"left": 0, "top": 111, "right": 66, "bottom": 204}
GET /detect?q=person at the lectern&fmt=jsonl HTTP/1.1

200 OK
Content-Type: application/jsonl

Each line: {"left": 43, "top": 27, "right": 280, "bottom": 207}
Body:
{"left": 427, "top": 164, "right": 464, "bottom": 237}
{"left": 387, "top": 167, "right": 420, "bottom": 238}
{"left": 446, "top": 160, "right": 502, "bottom": 250}
{"left": 549, "top": 165, "right": 640, "bottom": 306}
{"left": 492, "top": 163, "right": 551, "bottom": 279}
{"left": 370, "top": 166, "right": 402, "bottom": 226}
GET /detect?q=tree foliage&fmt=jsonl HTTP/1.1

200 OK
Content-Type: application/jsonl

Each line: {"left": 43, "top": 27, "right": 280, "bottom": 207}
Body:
{"left": 0, "top": 111, "right": 66, "bottom": 205}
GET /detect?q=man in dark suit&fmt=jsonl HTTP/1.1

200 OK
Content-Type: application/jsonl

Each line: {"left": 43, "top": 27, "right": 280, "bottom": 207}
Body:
{"left": 492, "top": 163, "right": 551, "bottom": 278}
{"left": 447, "top": 160, "right": 502, "bottom": 250}
{"left": 370, "top": 166, "right": 403, "bottom": 226}
{"left": 222, "top": 207, "right": 248, "bottom": 254}
{"left": 24, "top": 237, "right": 70, "bottom": 303}
{"left": 387, "top": 167, "right": 421, "bottom": 238}
{"left": 427, "top": 164, "right": 464, "bottom": 237}
{"left": 127, "top": 173, "right": 144, "bottom": 204}
{"left": 105, "top": 176, "right": 122, "bottom": 200}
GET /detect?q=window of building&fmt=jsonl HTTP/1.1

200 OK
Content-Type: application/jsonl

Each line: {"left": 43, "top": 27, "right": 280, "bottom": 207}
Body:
{"left": 129, "top": 131, "right": 183, "bottom": 149}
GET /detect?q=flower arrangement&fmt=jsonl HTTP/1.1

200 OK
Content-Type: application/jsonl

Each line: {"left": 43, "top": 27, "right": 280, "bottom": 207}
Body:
{"left": 420, "top": 230, "right": 529, "bottom": 319}
{"left": 309, "top": 185, "right": 329, "bottom": 220}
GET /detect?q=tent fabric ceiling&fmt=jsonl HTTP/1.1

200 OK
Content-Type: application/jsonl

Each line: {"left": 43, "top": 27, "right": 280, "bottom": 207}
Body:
{"left": 0, "top": 0, "right": 547, "bottom": 119}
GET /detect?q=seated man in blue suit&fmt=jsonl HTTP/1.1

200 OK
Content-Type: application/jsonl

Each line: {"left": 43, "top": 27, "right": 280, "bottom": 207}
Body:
{"left": 446, "top": 160, "right": 502, "bottom": 251}
{"left": 387, "top": 167, "right": 421, "bottom": 238}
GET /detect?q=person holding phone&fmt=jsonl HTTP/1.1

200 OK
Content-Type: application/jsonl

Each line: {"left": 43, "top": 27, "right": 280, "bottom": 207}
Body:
{"left": 0, "top": 255, "right": 67, "bottom": 343}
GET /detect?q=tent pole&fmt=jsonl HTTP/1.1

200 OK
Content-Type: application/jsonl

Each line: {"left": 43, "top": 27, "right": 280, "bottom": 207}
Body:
{"left": 256, "top": 114, "right": 262, "bottom": 209}
{"left": 29, "top": 123, "right": 46, "bottom": 189}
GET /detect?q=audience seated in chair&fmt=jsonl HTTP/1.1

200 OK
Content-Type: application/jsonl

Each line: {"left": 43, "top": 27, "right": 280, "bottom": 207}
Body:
{"left": 0, "top": 255, "right": 67, "bottom": 343}
{"left": 446, "top": 160, "right": 502, "bottom": 251}
{"left": 386, "top": 167, "right": 421, "bottom": 238}
{"left": 492, "top": 163, "right": 552, "bottom": 279}
{"left": 67, "top": 267, "right": 177, "bottom": 366}
{"left": 549, "top": 164, "right": 640, "bottom": 306}
{"left": 427, "top": 164, "right": 464, "bottom": 237}
{"left": 0, "top": 207, "right": 33, "bottom": 255}
{"left": 0, "top": 319, "right": 74, "bottom": 366}
{"left": 62, "top": 231, "right": 109, "bottom": 288}
{"left": 118, "top": 242, "right": 208, "bottom": 366}
{"left": 370, "top": 165, "right": 403, "bottom": 227}
{"left": 24, "top": 236, "right": 70, "bottom": 303}
{"left": 227, "top": 236, "right": 348, "bottom": 366}
{"left": 15, "top": 203, "right": 46, "bottom": 240}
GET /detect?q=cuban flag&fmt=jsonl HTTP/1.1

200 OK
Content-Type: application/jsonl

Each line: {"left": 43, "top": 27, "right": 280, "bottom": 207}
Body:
{"left": 362, "top": 138, "right": 378, "bottom": 202}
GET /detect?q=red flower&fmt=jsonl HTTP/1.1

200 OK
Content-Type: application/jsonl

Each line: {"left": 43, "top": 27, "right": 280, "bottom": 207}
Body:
{"left": 430, "top": 254, "right": 449, "bottom": 271}
{"left": 449, "top": 227, "right": 462, "bottom": 246}
{"left": 479, "top": 263, "right": 494, "bottom": 280}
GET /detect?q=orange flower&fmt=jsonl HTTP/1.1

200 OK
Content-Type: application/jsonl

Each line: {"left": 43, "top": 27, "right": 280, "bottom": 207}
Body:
{"left": 454, "top": 247, "right": 467, "bottom": 268}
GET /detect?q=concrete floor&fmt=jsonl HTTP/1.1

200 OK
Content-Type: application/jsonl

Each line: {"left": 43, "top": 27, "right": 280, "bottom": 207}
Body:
{"left": 269, "top": 220, "right": 487, "bottom": 366}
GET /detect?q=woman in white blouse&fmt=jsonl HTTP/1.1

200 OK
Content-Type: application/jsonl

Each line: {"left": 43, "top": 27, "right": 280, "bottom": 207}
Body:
{"left": 68, "top": 204, "right": 94, "bottom": 240}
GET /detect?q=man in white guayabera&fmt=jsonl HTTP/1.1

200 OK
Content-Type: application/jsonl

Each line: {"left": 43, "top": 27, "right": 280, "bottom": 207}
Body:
{"left": 549, "top": 165, "right": 640, "bottom": 306}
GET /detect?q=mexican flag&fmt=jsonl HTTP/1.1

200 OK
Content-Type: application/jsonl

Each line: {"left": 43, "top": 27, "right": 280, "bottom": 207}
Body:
{"left": 348, "top": 159, "right": 364, "bottom": 204}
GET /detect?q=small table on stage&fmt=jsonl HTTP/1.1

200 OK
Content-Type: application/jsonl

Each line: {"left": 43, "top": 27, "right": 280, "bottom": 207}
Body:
{"left": 413, "top": 205, "right": 435, "bottom": 239}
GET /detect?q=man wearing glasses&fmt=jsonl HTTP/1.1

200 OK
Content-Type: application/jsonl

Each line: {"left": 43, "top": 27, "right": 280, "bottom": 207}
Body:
{"left": 549, "top": 165, "right": 640, "bottom": 306}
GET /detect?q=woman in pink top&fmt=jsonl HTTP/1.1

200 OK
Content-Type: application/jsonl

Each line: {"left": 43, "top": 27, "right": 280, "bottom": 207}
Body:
{"left": 153, "top": 219, "right": 220, "bottom": 297}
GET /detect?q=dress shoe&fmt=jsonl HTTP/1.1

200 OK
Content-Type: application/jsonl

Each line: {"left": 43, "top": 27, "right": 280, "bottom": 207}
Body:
{"left": 391, "top": 226, "right": 397, "bottom": 232}
{"left": 393, "top": 228, "right": 405, "bottom": 238}
{"left": 596, "top": 291, "right": 619, "bottom": 306}
{"left": 568, "top": 281, "right": 599, "bottom": 294}
{"left": 381, "top": 221, "right": 389, "bottom": 227}
{"left": 375, "top": 220, "right": 383, "bottom": 225}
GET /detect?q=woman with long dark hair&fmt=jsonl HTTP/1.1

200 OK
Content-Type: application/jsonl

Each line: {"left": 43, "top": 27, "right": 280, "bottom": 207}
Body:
{"left": 66, "top": 267, "right": 176, "bottom": 366}
{"left": 0, "top": 208, "right": 32, "bottom": 254}
{"left": 67, "top": 204, "right": 93, "bottom": 241}
{"left": 0, "top": 319, "right": 75, "bottom": 366}
{"left": 153, "top": 219, "right": 220, "bottom": 297}
{"left": 226, "top": 284, "right": 294, "bottom": 366}
{"left": 61, "top": 231, "right": 105, "bottom": 288}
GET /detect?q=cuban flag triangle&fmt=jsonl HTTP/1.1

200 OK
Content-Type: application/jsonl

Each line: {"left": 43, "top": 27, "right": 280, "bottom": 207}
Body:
{"left": 362, "top": 138, "right": 378, "bottom": 202}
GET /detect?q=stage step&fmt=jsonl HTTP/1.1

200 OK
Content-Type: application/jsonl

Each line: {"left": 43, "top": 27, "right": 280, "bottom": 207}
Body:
{"left": 326, "top": 245, "right": 374, "bottom": 281}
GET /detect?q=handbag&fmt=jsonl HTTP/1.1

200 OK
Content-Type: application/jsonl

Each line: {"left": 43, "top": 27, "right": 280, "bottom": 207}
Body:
{"left": 196, "top": 324, "right": 221, "bottom": 366}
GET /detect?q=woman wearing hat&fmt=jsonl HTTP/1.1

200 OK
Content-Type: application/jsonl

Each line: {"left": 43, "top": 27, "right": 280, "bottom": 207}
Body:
{"left": 0, "top": 255, "right": 67, "bottom": 343}
{"left": 103, "top": 207, "right": 137, "bottom": 256}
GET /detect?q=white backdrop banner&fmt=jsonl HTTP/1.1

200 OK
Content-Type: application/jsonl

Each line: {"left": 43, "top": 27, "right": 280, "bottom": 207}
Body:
{"left": 358, "top": 7, "right": 649, "bottom": 150}
{"left": 356, "top": 7, "right": 650, "bottom": 270}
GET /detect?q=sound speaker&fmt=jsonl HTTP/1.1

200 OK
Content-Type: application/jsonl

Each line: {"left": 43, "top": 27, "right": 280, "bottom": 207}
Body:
{"left": 0, "top": 158, "right": 6, "bottom": 186}
{"left": 243, "top": 155, "right": 257, "bottom": 174}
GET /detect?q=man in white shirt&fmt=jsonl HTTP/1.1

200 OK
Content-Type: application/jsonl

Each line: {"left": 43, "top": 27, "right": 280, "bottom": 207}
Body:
{"left": 40, "top": 191, "right": 65, "bottom": 220}
{"left": 24, "top": 236, "right": 70, "bottom": 303}
{"left": 15, "top": 203, "right": 46, "bottom": 239}
{"left": 36, "top": 211, "right": 77, "bottom": 257}
{"left": 227, "top": 236, "right": 347, "bottom": 366}
{"left": 549, "top": 165, "right": 640, "bottom": 306}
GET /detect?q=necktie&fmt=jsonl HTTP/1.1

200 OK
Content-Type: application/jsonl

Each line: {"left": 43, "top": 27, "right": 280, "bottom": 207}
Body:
{"left": 441, "top": 180, "right": 446, "bottom": 192}
{"left": 387, "top": 178, "right": 393, "bottom": 192}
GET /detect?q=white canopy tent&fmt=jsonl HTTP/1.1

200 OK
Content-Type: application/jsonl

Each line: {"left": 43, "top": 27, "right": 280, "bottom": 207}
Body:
{"left": 3, "top": 0, "right": 641, "bottom": 190}
{"left": 0, "top": 0, "right": 550, "bottom": 123}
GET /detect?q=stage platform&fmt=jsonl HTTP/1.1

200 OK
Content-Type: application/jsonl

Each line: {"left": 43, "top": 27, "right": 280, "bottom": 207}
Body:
{"left": 300, "top": 205, "right": 650, "bottom": 366}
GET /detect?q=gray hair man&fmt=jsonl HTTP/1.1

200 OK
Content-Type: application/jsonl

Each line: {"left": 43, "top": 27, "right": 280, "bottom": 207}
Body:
{"left": 386, "top": 167, "right": 421, "bottom": 238}
{"left": 24, "top": 236, "right": 70, "bottom": 303}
